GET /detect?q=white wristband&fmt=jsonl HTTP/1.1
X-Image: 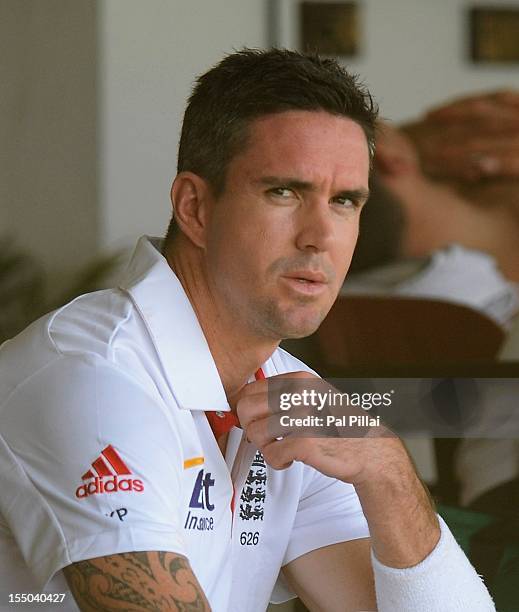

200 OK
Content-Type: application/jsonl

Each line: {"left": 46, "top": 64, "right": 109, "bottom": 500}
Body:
{"left": 371, "top": 515, "right": 496, "bottom": 612}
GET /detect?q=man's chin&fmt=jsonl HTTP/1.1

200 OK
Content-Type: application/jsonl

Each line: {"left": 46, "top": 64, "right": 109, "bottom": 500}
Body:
{"left": 277, "top": 313, "right": 325, "bottom": 340}
{"left": 281, "top": 325, "right": 319, "bottom": 340}
{"left": 255, "top": 299, "right": 330, "bottom": 341}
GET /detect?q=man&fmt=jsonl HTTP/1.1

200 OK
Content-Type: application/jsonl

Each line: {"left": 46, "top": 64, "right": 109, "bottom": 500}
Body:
{"left": 342, "top": 98, "right": 519, "bottom": 519}
{"left": 405, "top": 92, "right": 519, "bottom": 518}
{"left": 346, "top": 121, "right": 519, "bottom": 325}
{"left": 0, "top": 49, "right": 494, "bottom": 611}
{"left": 350, "top": 89, "right": 519, "bottom": 273}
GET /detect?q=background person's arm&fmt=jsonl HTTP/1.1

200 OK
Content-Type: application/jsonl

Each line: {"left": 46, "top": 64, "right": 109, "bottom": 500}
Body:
{"left": 403, "top": 89, "right": 519, "bottom": 181}
{"left": 64, "top": 550, "right": 210, "bottom": 611}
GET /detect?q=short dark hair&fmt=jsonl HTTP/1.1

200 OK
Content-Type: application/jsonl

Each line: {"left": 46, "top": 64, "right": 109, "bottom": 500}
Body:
{"left": 165, "top": 48, "right": 378, "bottom": 242}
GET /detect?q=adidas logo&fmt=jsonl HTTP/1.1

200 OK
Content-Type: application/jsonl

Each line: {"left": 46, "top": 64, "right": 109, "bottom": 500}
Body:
{"left": 75, "top": 445, "right": 144, "bottom": 499}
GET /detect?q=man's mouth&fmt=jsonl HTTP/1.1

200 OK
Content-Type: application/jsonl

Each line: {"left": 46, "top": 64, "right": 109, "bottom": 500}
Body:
{"left": 281, "top": 271, "right": 328, "bottom": 295}
{"left": 285, "top": 271, "right": 328, "bottom": 284}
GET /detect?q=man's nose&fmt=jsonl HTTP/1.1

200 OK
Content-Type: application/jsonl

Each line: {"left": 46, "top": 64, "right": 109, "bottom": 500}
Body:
{"left": 294, "top": 198, "right": 335, "bottom": 253}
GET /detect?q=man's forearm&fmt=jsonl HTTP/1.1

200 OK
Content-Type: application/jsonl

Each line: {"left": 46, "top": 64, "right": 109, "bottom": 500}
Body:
{"left": 354, "top": 450, "right": 440, "bottom": 568}
{"left": 352, "top": 442, "right": 495, "bottom": 611}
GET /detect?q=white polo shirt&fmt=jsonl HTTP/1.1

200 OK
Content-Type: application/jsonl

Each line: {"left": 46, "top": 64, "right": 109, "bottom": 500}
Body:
{"left": 0, "top": 236, "right": 369, "bottom": 612}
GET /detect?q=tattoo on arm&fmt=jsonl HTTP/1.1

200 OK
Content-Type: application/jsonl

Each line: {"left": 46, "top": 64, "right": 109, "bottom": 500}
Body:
{"left": 63, "top": 551, "right": 211, "bottom": 611}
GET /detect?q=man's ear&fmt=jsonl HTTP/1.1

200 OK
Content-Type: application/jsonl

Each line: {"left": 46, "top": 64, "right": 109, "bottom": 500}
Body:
{"left": 170, "top": 172, "right": 213, "bottom": 249}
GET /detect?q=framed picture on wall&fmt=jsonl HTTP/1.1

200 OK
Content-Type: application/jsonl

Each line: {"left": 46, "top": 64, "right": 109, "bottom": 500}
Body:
{"left": 300, "top": 2, "right": 359, "bottom": 55}
{"left": 272, "top": 0, "right": 361, "bottom": 56}
{"left": 470, "top": 7, "right": 519, "bottom": 63}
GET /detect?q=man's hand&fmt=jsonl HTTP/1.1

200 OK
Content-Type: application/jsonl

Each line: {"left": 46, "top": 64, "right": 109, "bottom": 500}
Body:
{"left": 234, "top": 372, "right": 440, "bottom": 569}
{"left": 63, "top": 551, "right": 211, "bottom": 611}
{"left": 236, "top": 372, "right": 398, "bottom": 485}
{"left": 404, "top": 89, "right": 519, "bottom": 181}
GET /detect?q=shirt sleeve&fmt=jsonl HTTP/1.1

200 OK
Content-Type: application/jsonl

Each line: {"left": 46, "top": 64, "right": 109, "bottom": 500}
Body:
{"left": 270, "top": 465, "right": 370, "bottom": 603}
{"left": 0, "top": 353, "right": 187, "bottom": 589}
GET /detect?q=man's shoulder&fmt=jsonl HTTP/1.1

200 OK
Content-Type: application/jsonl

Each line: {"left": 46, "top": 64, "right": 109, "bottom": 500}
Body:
{"left": 0, "top": 288, "right": 150, "bottom": 403}
{"left": 45, "top": 288, "right": 136, "bottom": 356}
{"left": 2, "top": 286, "right": 134, "bottom": 350}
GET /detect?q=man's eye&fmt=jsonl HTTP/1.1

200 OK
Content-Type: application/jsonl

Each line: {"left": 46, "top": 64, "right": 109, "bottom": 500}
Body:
{"left": 269, "top": 187, "right": 295, "bottom": 198}
{"left": 334, "top": 196, "right": 357, "bottom": 208}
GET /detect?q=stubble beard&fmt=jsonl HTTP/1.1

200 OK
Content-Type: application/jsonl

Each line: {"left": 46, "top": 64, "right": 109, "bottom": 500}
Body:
{"left": 247, "top": 294, "right": 328, "bottom": 341}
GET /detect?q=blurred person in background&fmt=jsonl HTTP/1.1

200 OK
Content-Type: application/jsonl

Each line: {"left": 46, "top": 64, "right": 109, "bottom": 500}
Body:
{"left": 346, "top": 92, "right": 519, "bottom": 328}
{"left": 410, "top": 91, "right": 519, "bottom": 517}
{"left": 343, "top": 90, "right": 519, "bottom": 516}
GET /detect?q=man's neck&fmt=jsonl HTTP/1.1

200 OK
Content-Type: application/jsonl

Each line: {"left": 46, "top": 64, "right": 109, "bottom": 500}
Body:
{"left": 165, "top": 241, "right": 278, "bottom": 403}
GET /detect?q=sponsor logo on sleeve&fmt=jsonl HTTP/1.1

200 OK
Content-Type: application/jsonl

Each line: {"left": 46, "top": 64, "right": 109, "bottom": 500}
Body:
{"left": 75, "top": 445, "right": 144, "bottom": 499}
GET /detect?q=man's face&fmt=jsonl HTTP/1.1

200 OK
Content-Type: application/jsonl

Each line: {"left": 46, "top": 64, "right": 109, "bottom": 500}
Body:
{"left": 204, "top": 110, "right": 370, "bottom": 340}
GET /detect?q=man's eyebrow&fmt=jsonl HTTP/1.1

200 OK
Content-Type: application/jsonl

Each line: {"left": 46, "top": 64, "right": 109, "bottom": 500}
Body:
{"left": 336, "top": 188, "right": 371, "bottom": 203}
{"left": 256, "top": 176, "right": 315, "bottom": 191}
{"left": 256, "top": 176, "right": 370, "bottom": 201}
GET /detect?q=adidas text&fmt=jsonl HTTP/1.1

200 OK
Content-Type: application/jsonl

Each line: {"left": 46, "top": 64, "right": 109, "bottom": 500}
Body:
{"left": 76, "top": 476, "right": 144, "bottom": 498}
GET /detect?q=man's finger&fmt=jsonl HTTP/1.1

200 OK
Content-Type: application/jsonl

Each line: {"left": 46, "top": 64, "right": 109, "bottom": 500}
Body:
{"left": 423, "top": 148, "right": 519, "bottom": 180}
{"left": 235, "top": 389, "right": 269, "bottom": 429}
{"left": 232, "top": 370, "right": 318, "bottom": 426}
{"left": 425, "top": 90, "right": 519, "bottom": 121}
{"left": 260, "top": 436, "right": 310, "bottom": 471}
{"left": 245, "top": 410, "right": 294, "bottom": 448}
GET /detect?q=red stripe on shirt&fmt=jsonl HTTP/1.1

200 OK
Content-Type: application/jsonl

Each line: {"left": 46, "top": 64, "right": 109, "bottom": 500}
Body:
{"left": 92, "top": 456, "right": 112, "bottom": 477}
{"left": 102, "top": 445, "right": 132, "bottom": 475}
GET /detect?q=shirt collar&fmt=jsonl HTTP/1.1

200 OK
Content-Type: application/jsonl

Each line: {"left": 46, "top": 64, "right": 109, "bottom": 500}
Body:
{"left": 205, "top": 367, "right": 265, "bottom": 437}
{"left": 118, "top": 235, "right": 231, "bottom": 412}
